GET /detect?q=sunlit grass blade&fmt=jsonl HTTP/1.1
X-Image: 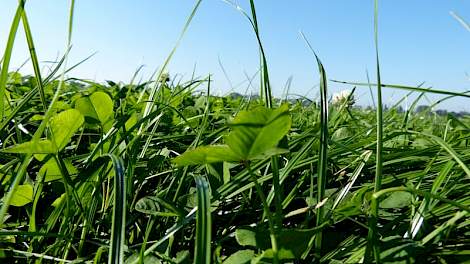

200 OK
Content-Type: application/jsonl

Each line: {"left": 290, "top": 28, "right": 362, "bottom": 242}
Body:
{"left": 194, "top": 175, "right": 212, "bottom": 264}
{"left": 138, "top": 0, "right": 202, "bottom": 161}
{"left": 248, "top": 0, "right": 273, "bottom": 107}
{"left": 20, "top": 5, "right": 47, "bottom": 111}
{"left": 224, "top": 0, "right": 284, "bottom": 235}
{"left": 406, "top": 160, "right": 455, "bottom": 239}
{"left": 300, "top": 31, "right": 328, "bottom": 257}
{"left": 365, "top": 0, "right": 383, "bottom": 262}
{"left": 223, "top": 0, "right": 273, "bottom": 106}
{"left": 0, "top": 0, "right": 25, "bottom": 118}
{"left": 331, "top": 79, "right": 470, "bottom": 99}
{"left": 450, "top": 11, "right": 470, "bottom": 32}
{"left": 330, "top": 150, "right": 372, "bottom": 212}
{"left": 420, "top": 210, "right": 468, "bottom": 245}
{"left": 409, "top": 131, "right": 470, "bottom": 177}
{"left": 245, "top": 0, "right": 284, "bottom": 231}
{"left": 141, "top": 0, "right": 202, "bottom": 119}
{"left": 366, "top": 70, "right": 376, "bottom": 108}
{"left": 32, "top": 0, "right": 75, "bottom": 142}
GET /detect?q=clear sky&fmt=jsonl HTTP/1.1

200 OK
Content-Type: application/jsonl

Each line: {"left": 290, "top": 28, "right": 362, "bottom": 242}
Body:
{"left": 1, "top": 1, "right": 470, "bottom": 110}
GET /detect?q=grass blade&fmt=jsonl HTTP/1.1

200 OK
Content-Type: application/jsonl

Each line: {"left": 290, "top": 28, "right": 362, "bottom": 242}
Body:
{"left": 32, "top": 0, "right": 75, "bottom": 142}
{"left": 141, "top": 0, "right": 202, "bottom": 120}
{"left": 138, "top": 0, "right": 203, "bottom": 160}
{"left": 365, "top": 0, "right": 383, "bottom": 262}
{"left": 450, "top": 11, "right": 470, "bottom": 32}
{"left": 0, "top": 0, "right": 25, "bottom": 118}
{"left": 194, "top": 175, "right": 212, "bottom": 264}
{"left": 20, "top": 5, "right": 47, "bottom": 111}
{"left": 300, "top": 32, "right": 329, "bottom": 257}
{"left": 331, "top": 79, "right": 470, "bottom": 99}
{"left": 107, "top": 154, "right": 126, "bottom": 264}
{"left": 0, "top": 156, "right": 33, "bottom": 228}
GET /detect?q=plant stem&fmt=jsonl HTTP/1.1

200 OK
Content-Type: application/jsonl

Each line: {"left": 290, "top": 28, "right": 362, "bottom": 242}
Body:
{"left": 246, "top": 162, "right": 279, "bottom": 264}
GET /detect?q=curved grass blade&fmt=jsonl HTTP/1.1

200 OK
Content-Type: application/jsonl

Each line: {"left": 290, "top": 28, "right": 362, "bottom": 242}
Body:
{"left": 239, "top": 0, "right": 282, "bottom": 227}
{"left": 106, "top": 154, "right": 126, "bottom": 264}
{"left": 409, "top": 131, "right": 470, "bottom": 177}
{"left": 194, "top": 175, "right": 212, "bottom": 264}
{"left": 223, "top": 0, "right": 273, "bottom": 106}
{"left": 300, "top": 31, "right": 329, "bottom": 257}
{"left": 450, "top": 11, "right": 470, "bottom": 32}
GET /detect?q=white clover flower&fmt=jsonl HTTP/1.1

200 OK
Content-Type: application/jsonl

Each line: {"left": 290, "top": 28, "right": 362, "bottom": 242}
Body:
{"left": 159, "top": 72, "right": 170, "bottom": 83}
{"left": 332, "top": 90, "right": 355, "bottom": 107}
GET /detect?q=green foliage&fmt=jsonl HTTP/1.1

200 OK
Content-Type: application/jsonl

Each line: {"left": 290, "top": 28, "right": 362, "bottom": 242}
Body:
{"left": 379, "top": 191, "right": 412, "bottom": 209}
{"left": 10, "top": 184, "right": 33, "bottom": 207}
{"left": 38, "top": 158, "right": 77, "bottom": 182}
{"left": 75, "top": 91, "right": 114, "bottom": 127}
{"left": 1, "top": 2, "right": 470, "bottom": 262}
{"left": 226, "top": 104, "right": 291, "bottom": 160}
{"left": 222, "top": 250, "right": 254, "bottom": 264}
{"left": 50, "top": 109, "right": 84, "bottom": 150}
{"left": 173, "top": 104, "right": 291, "bottom": 166}
{"left": 173, "top": 146, "right": 239, "bottom": 166}
{"left": 2, "top": 139, "right": 56, "bottom": 154}
{"left": 235, "top": 226, "right": 318, "bottom": 260}
{"left": 1, "top": 73, "right": 470, "bottom": 263}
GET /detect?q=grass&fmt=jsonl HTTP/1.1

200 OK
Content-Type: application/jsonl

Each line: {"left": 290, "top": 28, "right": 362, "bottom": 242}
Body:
{"left": 0, "top": 0, "right": 470, "bottom": 263}
{"left": 365, "top": 0, "right": 384, "bottom": 262}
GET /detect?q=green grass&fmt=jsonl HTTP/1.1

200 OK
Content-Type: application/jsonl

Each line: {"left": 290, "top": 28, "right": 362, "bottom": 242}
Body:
{"left": 1, "top": 1, "right": 470, "bottom": 263}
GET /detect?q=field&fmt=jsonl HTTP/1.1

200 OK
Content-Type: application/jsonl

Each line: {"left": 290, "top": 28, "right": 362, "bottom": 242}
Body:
{"left": 1, "top": 0, "right": 470, "bottom": 263}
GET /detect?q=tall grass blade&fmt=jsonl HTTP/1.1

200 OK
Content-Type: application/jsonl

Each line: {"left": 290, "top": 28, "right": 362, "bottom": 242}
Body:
{"left": 222, "top": 0, "right": 273, "bottom": 106}
{"left": 247, "top": 0, "right": 273, "bottom": 107}
{"left": 138, "top": 0, "right": 202, "bottom": 159}
{"left": 365, "top": 0, "right": 383, "bottom": 261}
{"left": 0, "top": 0, "right": 25, "bottom": 118}
{"left": 32, "top": 0, "right": 75, "bottom": 142}
{"left": 107, "top": 154, "right": 126, "bottom": 264}
{"left": 20, "top": 5, "right": 47, "bottom": 111}
{"left": 228, "top": 0, "right": 283, "bottom": 230}
{"left": 300, "top": 31, "right": 329, "bottom": 257}
{"left": 141, "top": 0, "right": 202, "bottom": 120}
{"left": 194, "top": 175, "right": 212, "bottom": 264}
{"left": 245, "top": 0, "right": 283, "bottom": 231}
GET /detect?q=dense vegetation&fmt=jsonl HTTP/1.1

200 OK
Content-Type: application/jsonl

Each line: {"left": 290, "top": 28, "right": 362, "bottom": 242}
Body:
{"left": 1, "top": 0, "right": 470, "bottom": 263}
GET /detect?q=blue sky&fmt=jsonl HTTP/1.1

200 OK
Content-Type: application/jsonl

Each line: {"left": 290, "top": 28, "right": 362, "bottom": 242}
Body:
{"left": 1, "top": 1, "right": 470, "bottom": 110}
